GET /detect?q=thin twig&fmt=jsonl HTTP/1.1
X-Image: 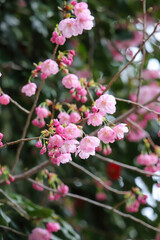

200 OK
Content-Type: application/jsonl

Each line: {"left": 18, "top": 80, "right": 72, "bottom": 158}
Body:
{"left": 11, "top": 78, "right": 45, "bottom": 173}
{"left": 95, "top": 153, "right": 160, "bottom": 177}
{"left": 10, "top": 97, "right": 30, "bottom": 114}
{"left": 86, "top": 85, "right": 94, "bottom": 103}
{"left": 115, "top": 97, "right": 160, "bottom": 115}
{"left": 104, "top": 22, "right": 160, "bottom": 92}
{"left": 136, "top": 0, "right": 146, "bottom": 103}
{"left": 0, "top": 225, "right": 27, "bottom": 236}
{"left": 69, "top": 161, "right": 128, "bottom": 195}
{"left": 0, "top": 160, "right": 51, "bottom": 186}
{"left": 0, "top": 137, "right": 40, "bottom": 149}
{"left": 27, "top": 178, "right": 160, "bottom": 233}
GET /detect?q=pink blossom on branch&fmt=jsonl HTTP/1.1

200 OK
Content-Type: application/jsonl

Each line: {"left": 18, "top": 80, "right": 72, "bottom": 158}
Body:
{"left": 76, "top": 136, "right": 100, "bottom": 159}
{"left": 40, "top": 59, "right": 59, "bottom": 79}
{"left": 95, "top": 94, "right": 116, "bottom": 115}
{"left": 36, "top": 107, "right": 49, "bottom": 119}
{"left": 46, "top": 222, "right": 60, "bottom": 233}
{"left": 113, "top": 123, "right": 129, "bottom": 140}
{"left": 29, "top": 228, "right": 52, "bottom": 240}
{"left": 21, "top": 82, "right": 37, "bottom": 97}
{"left": 98, "top": 126, "right": 116, "bottom": 144}
{"left": 62, "top": 74, "right": 80, "bottom": 89}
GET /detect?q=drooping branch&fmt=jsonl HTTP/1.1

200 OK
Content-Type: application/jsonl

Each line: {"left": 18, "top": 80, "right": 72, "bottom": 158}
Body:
{"left": 69, "top": 161, "right": 128, "bottom": 195}
{"left": 27, "top": 178, "right": 160, "bottom": 233}
{"left": 95, "top": 153, "right": 160, "bottom": 177}
{"left": 0, "top": 225, "right": 27, "bottom": 237}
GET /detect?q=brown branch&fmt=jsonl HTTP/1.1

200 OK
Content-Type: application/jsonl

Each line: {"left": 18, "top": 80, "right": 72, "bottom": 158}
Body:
{"left": 95, "top": 153, "right": 160, "bottom": 177}
{"left": 104, "top": 22, "right": 160, "bottom": 92}
{"left": 27, "top": 178, "right": 160, "bottom": 233}
{"left": 136, "top": 0, "right": 146, "bottom": 103}
{"left": 11, "top": 78, "right": 46, "bottom": 173}
{"left": 10, "top": 97, "right": 30, "bottom": 114}
{"left": 0, "top": 137, "right": 40, "bottom": 149}
{"left": 69, "top": 161, "right": 128, "bottom": 195}
{"left": 0, "top": 225, "right": 27, "bottom": 236}
{"left": 115, "top": 97, "right": 160, "bottom": 115}
{"left": 0, "top": 160, "right": 51, "bottom": 187}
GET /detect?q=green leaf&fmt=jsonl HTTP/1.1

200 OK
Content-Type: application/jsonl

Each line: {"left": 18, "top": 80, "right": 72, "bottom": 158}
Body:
{"left": 0, "top": 209, "right": 11, "bottom": 225}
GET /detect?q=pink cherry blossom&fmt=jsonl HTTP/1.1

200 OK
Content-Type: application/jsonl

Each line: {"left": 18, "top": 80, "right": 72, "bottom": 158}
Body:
{"left": 64, "top": 123, "right": 82, "bottom": 139}
{"left": 58, "top": 18, "right": 79, "bottom": 38}
{"left": 29, "top": 228, "right": 52, "bottom": 240}
{"left": 46, "top": 222, "right": 60, "bottom": 233}
{"left": 98, "top": 126, "right": 116, "bottom": 144}
{"left": 49, "top": 135, "right": 63, "bottom": 148}
{"left": 56, "top": 153, "right": 72, "bottom": 165}
{"left": 62, "top": 74, "right": 80, "bottom": 89}
{"left": 95, "top": 94, "right": 116, "bottom": 115}
{"left": 58, "top": 112, "right": 70, "bottom": 125}
{"left": 61, "top": 139, "right": 79, "bottom": 153}
{"left": 87, "top": 112, "right": 103, "bottom": 126}
{"left": 126, "top": 200, "right": 140, "bottom": 213}
{"left": 57, "top": 184, "right": 69, "bottom": 196}
{"left": 103, "top": 145, "right": 112, "bottom": 156}
{"left": 142, "top": 69, "right": 160, "bottom": 80}
{"left": 74, "top": 2, "right": 90, "bottom": 17}
{"left": 71, "top": 0, "right": 77, "bottom": 6}
{"left": 38, "top": 119, "right": 46, "bottom": 128}
{"left": 40, "top": 59, "right": 59, "bottom": 79}
{"left": 0, "top": 94, "right": 10, "bottom": 105}
{"left": 113, "top": 123, "right": 128, "bottom": 140}
{"left": 55, "top": 35, "right": 66, "bottom": 45}
{"left": 32, "top": 118, "right": 39, "bottom": 126}
{"left": 36, "top": 107, "right": 48, "bottom": 119}
{"left": 77, "top": 12, "right": 94, "bottom": 31}
{"left": 70, "top": 112, "right": 81, "bottom": 123}
{"left": 77, "top": 136, "right": 100, "bottom": 159}
{"left": 137, "top": 153, "right": 158, "bottom": 166}
{"left": 21, "top": 82, "right": 37, "bottom": 97}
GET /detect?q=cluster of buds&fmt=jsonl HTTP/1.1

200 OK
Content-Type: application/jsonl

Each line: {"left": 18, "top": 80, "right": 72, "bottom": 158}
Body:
{"left": 57, "top": 50, "right": 75, "bottom": 74}
{"left": 0, "top": 165, "right": 15, "bottom": 185}
{"left": 125, "top": 187, "right": 148, "bottom": 213}
{"left": 95, "top": 180, "right": 112, "bottom": 201}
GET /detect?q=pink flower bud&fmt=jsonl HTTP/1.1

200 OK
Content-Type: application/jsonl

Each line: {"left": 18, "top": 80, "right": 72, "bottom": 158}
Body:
{"left": 40, "top": 145, "right": 46, "bottom": 155}
{"left": 35, "top": 140, "right": 42, "bottom": 148}
{"left": 0, "top": 133, "right": 3, "bottom": 140}
{"left": 46, "top": 222, "right": 60, "bottom": 233}
{"left": 0, "top": 94, "right": 10, "bottom": 105}
{"left": 81, "top": 96, "right": 87, "bottom": 103}
{"left": 32, "top": 118, "right": 39, "bottom": 126}
{"left": 55, "top": 36, "right": 66, "bottom": 45}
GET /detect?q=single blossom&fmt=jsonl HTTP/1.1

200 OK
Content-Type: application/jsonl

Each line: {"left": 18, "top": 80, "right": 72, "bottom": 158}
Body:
{"left": 74, "top": 2, "right": 90, "bottom": 16}
{"left": 77, "top": 12, "right": 94, "bottom": 31}
{"left": 36, "top": 107, "right": 48, "bottom": 119}
{"left": 96, "top": 192, "right": 107, "bottom": 201}
{"left": 98, "top": 126, "right": 116, "bottom": 144}
{"left": 58, "top": 112, "right": 70, "bottom": 125}
{"left": 21, "top": 82, "right": 37, "bottom": 97}
{"left": 0, "top": 94, "right": 10, "bottom": 105}
{"left": 61, "top": 139, "right": 79, "bottom": 153}
{"left": 29, "top": 228, "right": 52, "bottom": 240}
{"left": 64, "top": 123, "right": 82, "bottom": 139}
{"left": 58, "top": 18, "right": 79, "bottom": 38}
{"left": 55, "top": 35, "right": 66, "bottom": 45}
{"left": 113, "top": 123, "right": 129, "bottom": 140}
{"left": 87, "top": 112, "right": 103, "bottom": 126}
{"left": 76, "top": 136, "right": 100, "bottom": 159}
{"left": 70, "top": 112, "right": 81, "bottom": 123}
{"left": 57, "top": 184, "right": 69, "bottom": 196}
{"left": 46, "top": 222, "right": 60, "bottom": 233}
{"left": 56, "top": 153, "right": 72, "bottom": 165}
{"left": 40, "top": 59, "right": 59, "bottom": 79}
{"left": 95, "top": 94, "right": 116, "bottom": 115}
{"left": 35, "top": 139, "right": 42, "bottom": 148}
{"left": 62, "top": 74, "right": 80, "bottom": 89}
{"left": 49, "top": 135, "right": 63, "bottom": 148}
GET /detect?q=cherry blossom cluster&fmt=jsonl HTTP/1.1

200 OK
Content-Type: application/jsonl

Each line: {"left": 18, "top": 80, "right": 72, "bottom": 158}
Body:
{"left": 29, "top": 222, "right": 60, "bottom": 240}
{"left": 136, "top": 152, "right": 160, "bottom": 176}
{"left": 58, "top": 2, "right": 94, "bottom": 39}
{"left": 125, "top": 187, "right": 148, "bottom": 213}
{"left": 0, "top": 164, "right": 15, "bottom": 185}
